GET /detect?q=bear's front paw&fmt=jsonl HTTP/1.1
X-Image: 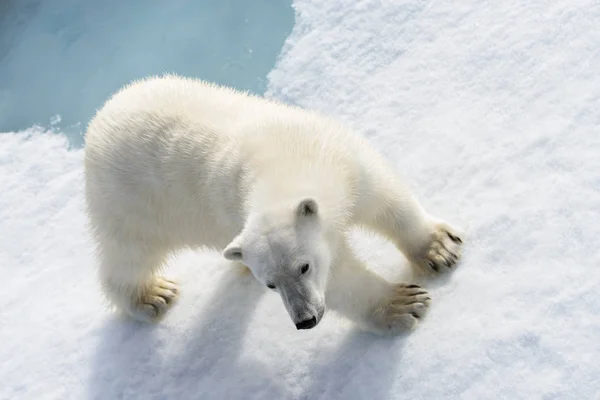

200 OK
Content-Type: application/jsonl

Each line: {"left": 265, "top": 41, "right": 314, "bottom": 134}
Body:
{"left": 413, "top": 221, "right": 464, "bottom": 276}
{"left": 131, "top": 277, "right": 179, "bottom": 322}
{"left": 367, "top": 283, "right": 431, "bottom": 335}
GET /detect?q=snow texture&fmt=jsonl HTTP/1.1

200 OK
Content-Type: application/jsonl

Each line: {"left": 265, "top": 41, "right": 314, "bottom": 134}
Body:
{"left": 1, "top": 0, "right": 599, "bottom": 399}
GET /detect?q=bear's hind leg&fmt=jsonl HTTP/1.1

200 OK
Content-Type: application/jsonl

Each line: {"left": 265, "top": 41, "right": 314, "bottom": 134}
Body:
{"left": 96, "top": 238, "right": 179, "bottom": 322}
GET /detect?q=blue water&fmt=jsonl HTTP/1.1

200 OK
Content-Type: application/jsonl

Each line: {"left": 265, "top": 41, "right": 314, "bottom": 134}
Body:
{"left": 0, "top": 0, "right": 294, "bottom": 146}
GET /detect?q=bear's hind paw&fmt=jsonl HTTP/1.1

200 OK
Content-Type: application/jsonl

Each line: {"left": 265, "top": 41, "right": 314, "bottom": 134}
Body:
{"left": 130, "top": 277, "right": 179, "bottom": 322}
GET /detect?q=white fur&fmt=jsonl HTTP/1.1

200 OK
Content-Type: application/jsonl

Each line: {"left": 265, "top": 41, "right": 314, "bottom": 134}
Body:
{"left": 83, "top": 74, "right": 464, "bottom": 335}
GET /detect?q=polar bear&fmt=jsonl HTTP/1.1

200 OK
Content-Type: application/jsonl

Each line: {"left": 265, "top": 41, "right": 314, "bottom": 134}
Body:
{"left": 83, "top": 74, "right": 463, "bottom": 335}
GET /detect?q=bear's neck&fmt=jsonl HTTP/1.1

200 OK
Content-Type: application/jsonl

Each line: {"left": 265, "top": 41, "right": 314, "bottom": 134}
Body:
{"left": 244, "top": 168, "right": 352, "bottom": 229}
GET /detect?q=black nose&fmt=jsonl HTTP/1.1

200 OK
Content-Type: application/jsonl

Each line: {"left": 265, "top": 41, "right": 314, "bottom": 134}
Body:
{"left": 295, "top": 316, "right": 317, "bottom": 330}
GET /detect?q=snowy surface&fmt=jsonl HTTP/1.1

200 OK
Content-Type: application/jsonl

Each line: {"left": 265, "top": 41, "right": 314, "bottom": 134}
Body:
{"left": 2, "top": 0, "right": 600, "bottom": 399}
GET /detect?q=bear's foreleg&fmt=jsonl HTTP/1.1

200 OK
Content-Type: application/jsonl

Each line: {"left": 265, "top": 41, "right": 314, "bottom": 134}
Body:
{"left": 326, "top": 240, "right": 431, "bottom": 335}
{"left": 357, "top": 178, "right": 464, "bottom": 276}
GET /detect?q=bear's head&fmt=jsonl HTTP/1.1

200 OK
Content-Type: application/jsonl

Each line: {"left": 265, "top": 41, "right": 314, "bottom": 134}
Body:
{"left": 222, "top": 198, "right": 333, "bottom": 331}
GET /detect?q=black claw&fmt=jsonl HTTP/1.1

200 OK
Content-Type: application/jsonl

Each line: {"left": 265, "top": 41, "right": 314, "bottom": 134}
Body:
{"left": 407, "top": 284, "right": 421, "bottom": 289}
{"left": 411, "top": 312, "right": 421, "bottom": 319}
{"left": 415, "top": 291, "right": 428, "bottom": 296}
{"left": 428, "top": 261, "right": 438, "bottom": 272}
{"left": 162, "top": 295, "right": 172, "bottom": 304}
{"left": 448, "top": 232, "right": 463, "bottom": 244}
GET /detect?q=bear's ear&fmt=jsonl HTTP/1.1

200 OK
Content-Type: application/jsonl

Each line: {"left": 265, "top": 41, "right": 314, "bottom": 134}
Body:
{"left": 296, "top": 198, "right": 318, "bottom": 217}
{"left": 223, "top": 241, "right": 243, "bottom": 261}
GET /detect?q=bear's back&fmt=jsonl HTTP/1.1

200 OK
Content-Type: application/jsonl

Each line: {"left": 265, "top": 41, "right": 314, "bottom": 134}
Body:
{"left": 83, "top": 75, "right": 376, "bottom": 247}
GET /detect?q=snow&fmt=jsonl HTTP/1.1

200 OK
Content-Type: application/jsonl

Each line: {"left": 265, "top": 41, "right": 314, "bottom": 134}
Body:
{"left": 1, "top": 0, "right": 599, "bottom": 399}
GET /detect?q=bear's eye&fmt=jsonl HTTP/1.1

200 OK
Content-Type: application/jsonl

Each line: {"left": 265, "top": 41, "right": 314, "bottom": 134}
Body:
{"left": 300, "top": 264, "right": 310, "bottom": 274}
{"left": 266, "top": 283, "right": 276, "bottom": 289}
